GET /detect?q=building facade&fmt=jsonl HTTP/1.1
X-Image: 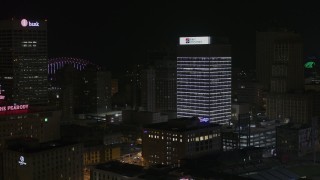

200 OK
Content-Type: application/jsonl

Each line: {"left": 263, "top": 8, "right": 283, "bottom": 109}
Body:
{"left": 221, "top": 125, "right": 276, "bottom": 153}
{"left": 256, "top": 31, "right": 304, "bottom": 92}
{"left": 141, "top": 68, "right": 156, "bottom": 112}
{"left": 83, "top": 145, "right": 120, "bottom": 166}
{"left": 0, "top": 110, "right": 61, "bottom": 149}
{"left": 276, "top": 123, "right": 317, "bottom": 162}
{"left": 49, "top": 58, "right": 111, "bottom": 122}
{"left": 142, "top": 117, "right": 221, "bottom": 167}
{"left": 266, "top": 93, "right": 313, "bottom": 124}
{"left": 177, "top": 36, "right": 231, "bottom": 124}
{"left": 90, "top": 161, "right": 144, "bottom": 180}
{"left": 154, "top": 59, "right": 177, "bottom": 114}
{"left": 3, "top": 140, "right": 83, "bottom": 180}
{"left": 0, "top": 18, "right": 48, "bottom": 105}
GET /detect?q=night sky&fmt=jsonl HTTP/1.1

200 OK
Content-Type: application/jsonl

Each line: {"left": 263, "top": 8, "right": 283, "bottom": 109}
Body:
{"left": 1, "top": 1, "right": 320, "bottom": 73}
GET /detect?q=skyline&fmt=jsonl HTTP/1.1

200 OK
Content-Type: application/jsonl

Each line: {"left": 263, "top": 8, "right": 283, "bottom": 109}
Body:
{"left": 1, "top": 2, "right": 320, "bottom": 179}
{"left": 1, "top": 1, "right": 320, "bottom": 72}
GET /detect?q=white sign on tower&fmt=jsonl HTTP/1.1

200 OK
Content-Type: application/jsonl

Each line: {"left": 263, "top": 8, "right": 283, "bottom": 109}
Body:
{"left": 179, "top": 36, "right": 211, "bottom": 45}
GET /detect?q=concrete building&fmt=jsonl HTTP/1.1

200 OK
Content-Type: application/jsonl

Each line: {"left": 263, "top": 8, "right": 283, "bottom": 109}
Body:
{"left": 177, "top": 36, "right": 231, "bottom": 124}
{"left": 276, "top": 123, "right": 318, "bottom": 162}
{"left": 142, "top": 117, "right": 221, "bottom": 167}
{"left": 236, "top": 80, "right": 265, "bottom": 108}
{"left": 266, "top": 93, "right": 313, "bottom": 124}
{"left": 90, "top": 161, "right": 144, "bottom": 180}
{"left": 154, "top": 59, "right": 177, "bottom": 114}
{"left": 141, "top": 68, "right": 156, "bottom": 112}
{"left": 111, "top": 79, "right": 118, "bottom": 96}
{"left": 83, "top": 145, "right": 120, "bottom": 166}
{"left": 256, "top": 30, "right": 304, "bottom": 92}
{"left": 0, "top": 110, "right": 61, "bottom": 149}
{"left": 122, "top": 110, "right": 168, "bottom": 125}
{"left": 49, "top": 58, "right": 111, "bottom": 122}
{"left": 0, "top": 18, "right": 49, "bottom": 105}
{"left": 3, "top": 139, "right": 83, "bottom": 180}
{"left": 257, "top": 31, "right": 310, "bottom": 124}
{"left": 221, "top": 124, "right": 276, "bottom": 153}
{"left": 231, "top": 103, "right": 251, "bottom": 122}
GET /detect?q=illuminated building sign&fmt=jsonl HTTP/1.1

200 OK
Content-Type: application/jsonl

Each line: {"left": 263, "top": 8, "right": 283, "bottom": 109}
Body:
{"left": 198, "top": 117, "right": 209, "bottom": 123}
{"left": 179, "top": 36, "right": 211, "bottom": 45}
{"left": 21, "top": 19, "right": 40, "bottom": 27}
{"left": 18, "top": 156, "right": 27, "bottom": 166}
{"left": 0, "top": 104, "right": 29, "bottom": 112}
{"left": 0, "top": 85, "right": 29, "bottom": 113}
{"left": 305, "top": 61, "right": 316, "bottom": 69}
{"left": 0, "top": 85, "right": 4, "bottom": 100}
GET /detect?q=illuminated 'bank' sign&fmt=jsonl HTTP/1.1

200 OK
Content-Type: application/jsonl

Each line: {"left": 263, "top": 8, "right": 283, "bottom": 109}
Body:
{"left": 21, "top": 19, "right": 40, "bottom": 27}
{"left": 179, "top": 36, "right": 211, "bottom": 45}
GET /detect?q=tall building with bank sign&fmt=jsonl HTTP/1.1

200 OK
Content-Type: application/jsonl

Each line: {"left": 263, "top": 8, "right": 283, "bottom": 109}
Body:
{"left": 177, "top": 36, "right": 231, "bottom": 124}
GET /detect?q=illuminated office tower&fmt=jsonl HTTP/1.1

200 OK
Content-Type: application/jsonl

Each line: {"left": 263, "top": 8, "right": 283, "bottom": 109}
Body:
{"left": 0, "top": 18, "right": 48, "bottom": 105}
{"left": 177, "top": 36, "right": 231, "bottom": 124}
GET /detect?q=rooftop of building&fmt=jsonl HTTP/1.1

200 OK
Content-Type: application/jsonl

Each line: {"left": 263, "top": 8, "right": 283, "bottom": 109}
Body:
{"left": 6, "top": 138, "right": 81, "bottom": 153}
{"left": 144, "top": 117, "right": 221, "bottom": 132}
{"left": 93, "top": 161, "right": 144, "bottom": 177}
{"left": 177, "top": 147, "right": 264, "bottom": 178}
{"left": 277, "top": 123, "right": 311, "bottom": 130}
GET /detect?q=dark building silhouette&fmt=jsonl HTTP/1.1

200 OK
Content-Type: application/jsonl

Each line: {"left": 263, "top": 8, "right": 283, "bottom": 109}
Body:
{"left": 154, "top": 59, "right": 177, "bottom": 115}
{"left": 48, "top": 57, "right": 111, "bottom": 122}
{"left": 276, "top": 123, "right": 317, "bottom": 162}
{"left": 256, "top": 30, "right": 304, "bottom": 92}
{"left": 256, "top": 30, "right": 312, "bottom": 123}
{"left": 3, "top": 139, "right": 83, "bottom": 180}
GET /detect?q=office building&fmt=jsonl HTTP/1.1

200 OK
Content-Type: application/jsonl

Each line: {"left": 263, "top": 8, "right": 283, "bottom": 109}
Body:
{"left": 257, "top": 31, "right": 311, "bottom": 123}
{"left": 154, "top": 55, "right": 177, "bottom": 114}
{"left": 266, "top": 93, "right": 313, "bottom": 123}
{"left": 0, "top": 18, "right": 48, "bottom": 105}
{"left": 231, "top": 103, "right": 251, "bottom": 122}
{"left": 3, "top": 139, "right": 83, "bottom": 180}
{"left": 83, "top": 145, "right": 120, "bottom": 166}
{"left": 276, "top": 123, "right": 317, "bottom": 162}
{"left": 49, "top": 57, "right": 111, "bottom": 121}
{"left": 90, "top": 161, "right": 144, "bottom": 180}
{"left": 111, "top": 79, "right": 118, "bottom": 96}
{"left": 122, "top": 110, "right": 168, "bottom": 125}
{"left": 141, "top": 67, "right": 156, "bottom": 112}
{"left": 177, "top": 36, "right": 231, "bottom": 124}
{"left": 142, "top": 117, "right": 221, "bottom": 167}
{"left": 256, "top": 31, "right": 304, "bottom": 91}
{"left": 0, "top": 109, "right": 61, "bottom": 149}
{"left": 221, "top": 123, "right": 276, "bottom": 153}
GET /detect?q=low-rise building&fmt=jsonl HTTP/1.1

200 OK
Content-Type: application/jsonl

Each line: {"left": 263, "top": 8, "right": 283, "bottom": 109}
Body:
{"left": 276, "top": 123, "right": 318, "bottom": 162}
{"left": 90, "top": 161, "right": 144, "bottom": 180}
{"left": 3, "top": 138, "right": 83, "bottom": 180}
{"left": 142, "top": 117, "right": 221, "bottom": 167}
{"left": 83, "top": 145, "right": 120, "bottom": 166}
